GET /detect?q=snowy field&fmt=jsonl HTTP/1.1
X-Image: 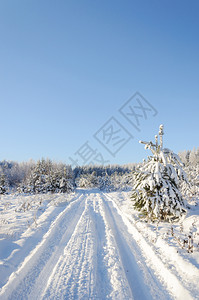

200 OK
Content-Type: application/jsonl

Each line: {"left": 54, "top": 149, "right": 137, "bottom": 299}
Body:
{"left": 0, "top": 190, "right": 199, "bottom": 300}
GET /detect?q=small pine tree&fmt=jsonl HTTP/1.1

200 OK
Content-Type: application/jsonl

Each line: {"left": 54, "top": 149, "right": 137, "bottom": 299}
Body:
{"left": 59, "top": 166, "right": 74, "bottom": 193}
{"left": 28, "top": 160, "right": 47, "bottom": 193}
{"left": 131, "top": 125, "right": 187, "bottom": 222}
{"left": 0, "top": 172, "right": 9, "bottom": 194}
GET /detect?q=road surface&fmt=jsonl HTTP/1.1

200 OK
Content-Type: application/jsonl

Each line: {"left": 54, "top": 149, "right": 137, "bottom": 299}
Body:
{"left": 0, "top": 190, "right": 197, "bottom": 299}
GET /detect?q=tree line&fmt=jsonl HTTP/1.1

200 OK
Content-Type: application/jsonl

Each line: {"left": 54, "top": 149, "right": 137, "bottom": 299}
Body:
{"left": 0, "top": 159, "right": 137, "bottom": 194}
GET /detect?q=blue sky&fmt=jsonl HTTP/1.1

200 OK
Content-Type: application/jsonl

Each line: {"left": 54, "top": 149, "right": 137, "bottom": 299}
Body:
{"left": 0, "top": 0, "right": 198, "bottom": 165}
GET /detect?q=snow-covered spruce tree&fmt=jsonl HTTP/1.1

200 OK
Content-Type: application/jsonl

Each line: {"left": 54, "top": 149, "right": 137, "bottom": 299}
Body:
{"left": 131, "top": 125, "right": 187, "bottom": 222}
{"left": 26, "top": 159, "right": 47, "bottom": 193}
{"left": 0, "top": 172, "right": 9, "bottom": 194}
{"left": 59, "top": 166, "right": 74, "bottom": 193}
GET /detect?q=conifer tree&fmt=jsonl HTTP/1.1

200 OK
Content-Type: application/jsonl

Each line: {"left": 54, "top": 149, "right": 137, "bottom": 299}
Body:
{"left": 131, "top": 125, "right": 187, "bottom": 222}
{"left": 0, "top": 172, "right": 8, "bottom": 194}
{"left": 99, "top": 171, "right": 113, "bottom": 191}
{"left": 59, "top": 166, "right": 74, "bottom": 193}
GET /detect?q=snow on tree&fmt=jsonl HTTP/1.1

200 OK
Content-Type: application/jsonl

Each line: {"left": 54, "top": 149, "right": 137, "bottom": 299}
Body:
{"left": 0, "top": 172, "right": 9, "bottom": 194}
{"left": 25, "top": 159, "right": 47, "bottom": 193}
{"left": 98, "top": 172, "right": 114, "bottom": 191}
{"left": 18, "top": 159, "right": 74, "bottom": 194}
{"left": 76, "top": 174, "right": 90, "bottom": 188}
{"left": 131, "top": 125, "right": 187, "bottom": 222}
{"left": 76, "top": 171, "right": 98, "bottom": 189}
{"left": 178, "top": 148, "right": 199, "bottom": 203}
{"left": 179, "top": 147, "right": 199, "bottom": 166}
{"left": 180, "top": 163, "right": 199, "bottom": 204}
{"left": 59, "top": 166, "right": 74, "bottom": 193}
{"left": 189, "top": 147, "right": 199, "bottom": 165}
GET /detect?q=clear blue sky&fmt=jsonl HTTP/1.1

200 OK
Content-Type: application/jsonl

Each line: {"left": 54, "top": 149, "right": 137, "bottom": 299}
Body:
{"left": 0, "top": 0, "right": 198, "bottom": 165}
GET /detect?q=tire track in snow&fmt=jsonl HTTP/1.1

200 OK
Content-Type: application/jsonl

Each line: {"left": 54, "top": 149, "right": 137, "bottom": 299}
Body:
{"left": 119, "top": 187, "right": 199, "bottom": 299}
{"left": 41, "top": 193, "right": 112, "bottom": 299}
{"left": 0, "top": 193, "right": 86, "bottom": 300}
{"left": 1, "top": 190, "right": 192, "bottom": 300}
{"left": 41, "top": 191, "right": 133, "bottom": 299}
{"left": 100, "top": 194, "right": 164, "bottom": 300}
{"left": 42, "top": 196, "right": 95, "bottom": 299}
{"left": 103, "top": 192, "right": 195, "bottom": 300}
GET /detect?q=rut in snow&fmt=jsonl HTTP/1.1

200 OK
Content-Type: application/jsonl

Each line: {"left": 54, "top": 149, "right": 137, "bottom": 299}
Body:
{"left": 0, "top": 191, "right": 196, "bottom": 300}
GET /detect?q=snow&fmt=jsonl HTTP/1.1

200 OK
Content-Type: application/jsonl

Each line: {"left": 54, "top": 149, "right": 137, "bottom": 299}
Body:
{"left": 0, "top": 190, "right": 199, "bottom": 299}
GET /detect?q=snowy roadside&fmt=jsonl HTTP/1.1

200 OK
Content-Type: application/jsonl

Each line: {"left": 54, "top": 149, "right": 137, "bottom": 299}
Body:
{"left": 0, "top": 191, "right": 79, "bottom": 288}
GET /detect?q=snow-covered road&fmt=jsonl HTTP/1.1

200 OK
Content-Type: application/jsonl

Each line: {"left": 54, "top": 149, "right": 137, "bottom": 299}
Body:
{"left": 0, "top": 191, "right": 198, "bottom": 299}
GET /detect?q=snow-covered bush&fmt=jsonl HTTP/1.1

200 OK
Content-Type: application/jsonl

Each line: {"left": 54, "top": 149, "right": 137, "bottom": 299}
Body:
{"left": 76, "top": 171, "right": 99, "bottom": 188}
{"left": 131, "top": 125, "right": 187, "bottom": 222}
